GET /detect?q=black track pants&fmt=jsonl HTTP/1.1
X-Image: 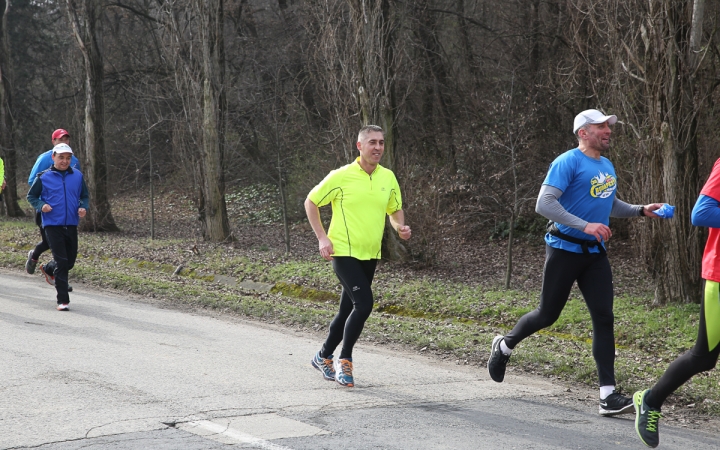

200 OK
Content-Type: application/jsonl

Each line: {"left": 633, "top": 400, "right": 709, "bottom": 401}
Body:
{"left": 31, "top": 211, "right": 50, "bottom": 261}
{"left": 320, "top": 257, "right": 378, "bottom": 360}
{"left": 647, "top": 280, "right": 720, "bottom": 409}
{"left": 504, "top": 245, "right": 616, "bottom": 386}
{"left": 44, "top": 226, "right": 78, "bottom": 305}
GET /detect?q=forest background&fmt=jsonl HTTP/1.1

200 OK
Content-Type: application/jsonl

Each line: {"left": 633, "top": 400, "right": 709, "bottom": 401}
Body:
{"left": 4, "top": 0, "right": 720, "bottom": 422}
{"left": 0, "top": 0, "right": 719, "bottom": 306}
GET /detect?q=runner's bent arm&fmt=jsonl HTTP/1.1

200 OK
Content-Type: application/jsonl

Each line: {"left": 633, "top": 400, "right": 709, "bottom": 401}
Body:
{"left": 389, "top": 210, "right": 411, "bottom": 240}
{"left": 536, "top": 184, "right": 611, "bottom": 241}
{"left": 27, "top": 176, "right": 47, "bottom": 211}
{"left": 304, "top": 197, "right": 334, "bottom": 261}
{"left": 611, "top": 198, "right": 663, "bottom": 218}
{"left": 536, "top": 185, "right": 587, "bottom": 230}
{"left": 692, "top": 195, "right": 720, "bottom": 228}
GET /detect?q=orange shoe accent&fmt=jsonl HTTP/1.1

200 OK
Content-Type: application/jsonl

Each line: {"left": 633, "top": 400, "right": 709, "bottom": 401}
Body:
{"left": 337, "top": 359, "right": 354, "bottom": 387}
{"left": 40, "top": 264, "right": 55, "bottom": 286}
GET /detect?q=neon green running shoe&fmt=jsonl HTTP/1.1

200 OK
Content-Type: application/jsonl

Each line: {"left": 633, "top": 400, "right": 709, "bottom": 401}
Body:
{"left": 634, "top": 389, "right": 662, "bottom": 448}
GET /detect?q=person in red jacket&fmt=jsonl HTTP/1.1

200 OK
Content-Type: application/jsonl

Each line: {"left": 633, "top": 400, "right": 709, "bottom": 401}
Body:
{"left": 633, "top": 157, "right": 720, "bottom": 448}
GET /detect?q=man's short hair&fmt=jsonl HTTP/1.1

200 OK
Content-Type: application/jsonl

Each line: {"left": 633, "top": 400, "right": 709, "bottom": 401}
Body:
{"left": 575, "top": 124, "right": 591, "bottom": 140}
{"left": 358, "top": 125, "right": 384, "bottom": 142}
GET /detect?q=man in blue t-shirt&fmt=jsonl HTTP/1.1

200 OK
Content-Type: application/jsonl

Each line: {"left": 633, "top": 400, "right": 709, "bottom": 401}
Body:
{"left": 25, "top": 129, "right": 81, "bottom": 292}
{"left": 487, "top": 109, "right": 665, "bottom": 416}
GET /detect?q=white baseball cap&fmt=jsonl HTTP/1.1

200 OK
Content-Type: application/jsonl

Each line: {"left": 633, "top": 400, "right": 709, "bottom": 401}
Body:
{"left": 53, "top": 143, "right": 73, "bottom": 154}
{"left": 573, "top": 109, "right": 617, "bottom": 133}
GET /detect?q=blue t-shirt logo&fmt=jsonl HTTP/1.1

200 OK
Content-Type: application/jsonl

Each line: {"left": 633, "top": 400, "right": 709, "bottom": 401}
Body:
{"left": 590, "top": 171, "right": 617, "bottom": 198}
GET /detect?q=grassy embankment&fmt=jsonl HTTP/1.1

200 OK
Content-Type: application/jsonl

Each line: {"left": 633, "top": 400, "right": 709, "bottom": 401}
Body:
{"left": 0, "top": 202, "right": 717, "bottom": 417}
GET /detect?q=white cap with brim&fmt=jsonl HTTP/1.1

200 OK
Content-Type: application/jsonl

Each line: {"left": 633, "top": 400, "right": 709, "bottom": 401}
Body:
{"left": 53, "top": 143, "right": 73, "bottom": 154}
{"left": 573, "top": 109, "right": 618, "bottom": 133}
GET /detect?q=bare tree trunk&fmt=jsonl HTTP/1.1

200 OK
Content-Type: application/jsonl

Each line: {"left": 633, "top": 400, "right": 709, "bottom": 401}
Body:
{"left": 144, "top": 107, "right": 155, "bottom": 240}
{"left": 278, "top": 151, "right": 290, "bottom": 254}
{"left": 688, "top": 0, "right": 706, "bottom": 68}
{"left": 504, "top": 208, "right": 515, "bottom": 290}
{"left": 416, "top": 2, "right": 457, "bottom": 170}
{"left": 196, "top": 0, "right": 230, "bottom": 242}
{"left": 149, "top": 0, "right": 230, "bottom": 241}
{"left": 639, "top": 0, "right": 702, "bottom": 304}
{"left": 350, "top": 0, "right": 406, "bottom": 261}
{"left": 0, "top": 0, "right": 23, "bottom": 217}
{"left": 568, "top": 0, "right": 705, "bottom": 304}
{"left": 505, "top": 128, "right": 522, "bottom": 291}
{"left": 351, "top": 0, "right": 397, "bottom": 169}
{"left": 67, "top": 0, "right": 119, "bottom": 231}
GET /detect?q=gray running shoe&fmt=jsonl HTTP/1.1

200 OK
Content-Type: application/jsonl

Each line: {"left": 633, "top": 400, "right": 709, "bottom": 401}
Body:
{"left": 26, "top": 250, "right": 38, "bottom": 274}
{"left": 311, "top": 351, "right": 335, "bottom": 381}
{"left": 487, "top": 335, "right": 511, "bottom": 382}
{"left": 56, "top": 303, "right": 69, "bottom": 311}
{"left": 599, "top": 391, "right": 635, "bottom": 416}
{"left": 634, "top": 389, "right": 661, "bottom": 448}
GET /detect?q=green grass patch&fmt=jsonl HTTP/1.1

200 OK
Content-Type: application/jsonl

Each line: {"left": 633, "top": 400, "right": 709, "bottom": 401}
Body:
{"left": 0, "top": 220, "right": 718, "bottom": 414}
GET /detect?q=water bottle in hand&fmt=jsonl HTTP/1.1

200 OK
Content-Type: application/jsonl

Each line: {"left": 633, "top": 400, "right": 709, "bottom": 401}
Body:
{"left": 654, "top": 203, "right": 675, "bottom": 219}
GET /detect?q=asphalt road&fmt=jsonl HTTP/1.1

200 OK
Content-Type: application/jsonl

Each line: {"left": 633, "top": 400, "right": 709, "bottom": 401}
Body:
{"left": 1, "top": 270, "right": 718, "bottom": 449}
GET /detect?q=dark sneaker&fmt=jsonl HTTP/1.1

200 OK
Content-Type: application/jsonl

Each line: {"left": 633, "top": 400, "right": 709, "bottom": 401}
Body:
{"left": 26, "top": 250, "right": 38, "bottom": 274}
{"left": 334, "top": 358, "right": 354, "bottom": 387}
{"left": 40, "top": 264, "right": 55, "bottom": 286}
{"left": 599, "top": 391, "right": 635, "bottom": 416}
{"left": 56, "top": 303, "right": 69, "bottom": 311}
{"left": 487, "top": 335, "right": 511, "bottom": 382}
{"left": 634, "top": 390, "right": 661, "bottom": 448}
{"left": 311, "top": 351, "right": 335, "bottom": 381}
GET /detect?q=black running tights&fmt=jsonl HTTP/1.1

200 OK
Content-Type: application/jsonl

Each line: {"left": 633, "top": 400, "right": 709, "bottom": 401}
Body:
{"left": 646, "top": 280, "right": 720, "bottom": 409}
{"left": 504, "top": 245, "right": 616, "bottom": 386}
{"left": 320, "top": 257, "right": 378, "bottom": 360}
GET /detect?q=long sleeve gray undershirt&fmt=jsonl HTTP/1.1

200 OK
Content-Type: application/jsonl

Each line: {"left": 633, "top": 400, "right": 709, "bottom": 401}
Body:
{"left": 536, "top": 184, "right": 642, "bottom": 232}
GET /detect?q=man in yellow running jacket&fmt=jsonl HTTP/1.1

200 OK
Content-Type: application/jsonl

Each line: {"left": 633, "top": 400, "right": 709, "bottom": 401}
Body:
{"left": 305, "top": 125, "right": 412, "bottom": 388}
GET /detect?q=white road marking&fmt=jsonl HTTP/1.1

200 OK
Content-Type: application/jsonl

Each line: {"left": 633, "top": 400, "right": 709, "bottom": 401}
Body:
{"left": 187, "top": 420, "right": 295, "bottom": 450}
